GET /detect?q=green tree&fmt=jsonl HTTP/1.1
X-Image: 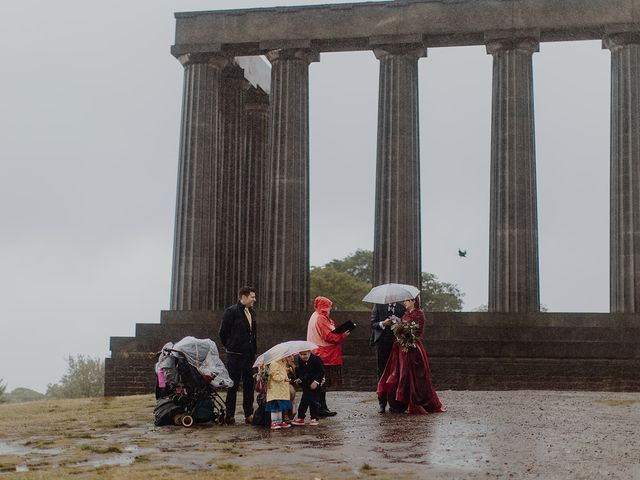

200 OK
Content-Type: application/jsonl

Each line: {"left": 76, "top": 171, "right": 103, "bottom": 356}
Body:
{"left": 421, "top": 273, "right": 464, "bottom": 312}
{"left": 310, "top": 267, "right": 371, "bottom": 311}
{"left": 0, "top": 378, "right": 6, "bottom": 404}
{"left": 46, "top": 355, "right": 104, "bottom": 399}
{"left": 311, "top": 250, "right": 465, "bottom": 312}
{"left": 325, "top": 249, "right": 373, "bottom": 284}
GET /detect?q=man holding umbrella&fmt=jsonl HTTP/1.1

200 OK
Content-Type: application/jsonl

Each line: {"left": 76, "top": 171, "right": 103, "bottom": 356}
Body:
{"left": 364, "top": 283, "right": 419, "bottom": 413}
{"left": 371, "top": 301, "right": 406, "bottom": 413}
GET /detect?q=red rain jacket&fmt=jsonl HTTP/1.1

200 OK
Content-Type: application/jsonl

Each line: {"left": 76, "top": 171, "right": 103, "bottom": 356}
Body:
{"left": 306, "top": 296, "right": 347, "bottom": 366}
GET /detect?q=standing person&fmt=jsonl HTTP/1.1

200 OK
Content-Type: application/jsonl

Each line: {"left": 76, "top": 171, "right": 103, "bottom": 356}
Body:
{"left": 370, "top": 302, "right": 406, "bottom": 413}
{"left": 376, "top": 295, "right": 446, "bottom": 414}
{"left": 291, "top": 350, "right": 325, "bottom": 426}
{"left": 219, "top": 286, "right": 257, "bottom": 425}
{"left": 265, "top": 357, "right": 293, "bottom": 430}
{"left": 306, "top": 296, "right": 349, "bottom": 417}
{"left": 283, "top": 355, "right": 297, "bottom": 423}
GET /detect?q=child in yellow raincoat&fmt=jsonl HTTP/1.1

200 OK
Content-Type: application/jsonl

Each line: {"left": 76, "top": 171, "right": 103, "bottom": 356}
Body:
{"left": 266, "top": 356, "right": 294, "bottom": 430}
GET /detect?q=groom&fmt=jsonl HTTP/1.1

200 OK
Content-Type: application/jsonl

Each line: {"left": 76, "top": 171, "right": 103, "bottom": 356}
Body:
{"left": 370, "top": 301, "right": 406, "bottom": 413}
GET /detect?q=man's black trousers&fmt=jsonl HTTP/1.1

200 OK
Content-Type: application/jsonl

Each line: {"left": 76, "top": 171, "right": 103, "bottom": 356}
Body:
{"left": 225, "top": 353, "right": 254, "bottom": 418}
{"left": 375, "top": 338, "right": 394, "bottom": 379}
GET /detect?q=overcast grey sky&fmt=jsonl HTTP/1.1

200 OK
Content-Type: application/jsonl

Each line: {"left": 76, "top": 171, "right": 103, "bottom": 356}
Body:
{"left": 0, "top": 0, "right": 610, "bottom": 392}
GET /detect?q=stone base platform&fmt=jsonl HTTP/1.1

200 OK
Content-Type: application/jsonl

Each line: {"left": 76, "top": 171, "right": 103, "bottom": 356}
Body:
{"left": 104, "top": 311, "right": 640, "bottom": 396}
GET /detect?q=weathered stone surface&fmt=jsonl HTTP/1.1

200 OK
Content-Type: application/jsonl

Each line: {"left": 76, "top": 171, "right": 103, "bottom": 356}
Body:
{"left": 240, "top": 87, "right": 269, "bottom": 293}
{"left": 261, "top": 49, "right": 318, "bottom": 311}
{"left": 372, "top": 45, "right": 425, "bottom": 288}
{"left": 105, "top": 311, "right": 640, "bottom": 395}
{"left": 171, "top": 55, "right": 267, "bottom": 311}
{"left": 172, "top": 0, "right": 640, "bottom": 56}
{"left": 605, "top": 32, "right": 640, "bottom": 312}
{"left": 214, "top": 65, "right": 247, "bottom": 309}
{"left": 170, "top": 53, "right": 229, "bottom": 310}
{"left": 487, "top": 37, "right": 540, "bottom": 312}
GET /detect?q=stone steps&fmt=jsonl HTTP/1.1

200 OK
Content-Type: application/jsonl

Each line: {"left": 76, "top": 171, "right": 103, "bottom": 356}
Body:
{"left": 105, "top": 311, "right": 640, "bottom": 395}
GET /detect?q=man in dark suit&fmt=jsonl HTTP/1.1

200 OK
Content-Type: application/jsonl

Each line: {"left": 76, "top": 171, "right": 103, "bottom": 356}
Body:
{"left": 370, "top": 301, "right": 406, "bottom": 413}
{"left": 219, "top": 286, "right": 257, "bottom": 425}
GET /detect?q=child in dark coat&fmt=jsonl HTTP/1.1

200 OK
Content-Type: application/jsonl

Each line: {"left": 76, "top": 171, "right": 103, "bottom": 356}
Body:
{"left": 291, "top": 350, "right": 325, "bottom": 426}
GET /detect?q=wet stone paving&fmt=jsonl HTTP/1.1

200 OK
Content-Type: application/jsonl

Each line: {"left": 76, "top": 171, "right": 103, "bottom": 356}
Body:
{"left": 205, "top": 390, "right": 640, "bottom": 479}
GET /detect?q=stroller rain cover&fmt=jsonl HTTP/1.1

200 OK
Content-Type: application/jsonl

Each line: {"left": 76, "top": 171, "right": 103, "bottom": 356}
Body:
{"left": 156, "top": 336, "right": 233, "bottom": 389}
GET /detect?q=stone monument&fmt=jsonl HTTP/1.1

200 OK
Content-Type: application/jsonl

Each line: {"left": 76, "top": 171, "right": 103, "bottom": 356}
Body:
{"left": 105, "top": 1, "right": 640, "bottom": 396}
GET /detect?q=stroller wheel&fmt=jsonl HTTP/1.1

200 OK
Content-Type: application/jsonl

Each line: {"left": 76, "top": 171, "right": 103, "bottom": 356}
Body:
{"left": 180, "top": 415, "right": 194, "bottom": 427}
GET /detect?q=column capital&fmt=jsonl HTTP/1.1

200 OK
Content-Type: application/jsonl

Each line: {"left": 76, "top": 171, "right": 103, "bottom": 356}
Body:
{"left": 603, "top": 32, "right": 640, "bottom": 51}
{"left": 176, "top": 52, "right": 231, "bottom": 68}
{"left": 485, "top": 37, "right": 539, "bottom": 56}
{"left": 373, "top": 44, "right": 427, "bottom": 61}
{"left": 266, "top": 48, "right": 319, "bottom": 64}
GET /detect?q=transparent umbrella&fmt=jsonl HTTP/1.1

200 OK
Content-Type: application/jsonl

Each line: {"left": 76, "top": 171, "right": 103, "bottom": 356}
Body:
{"left": 252, "top": 340, "right": 318, "bottom": 368}
{"left": 362, "top": 283, "right": 420, "bottom": 304}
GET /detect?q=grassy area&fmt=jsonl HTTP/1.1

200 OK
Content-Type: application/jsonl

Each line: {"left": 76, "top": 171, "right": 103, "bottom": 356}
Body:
{"left": 0, "top": 395, "right": 391, "bottom": 479}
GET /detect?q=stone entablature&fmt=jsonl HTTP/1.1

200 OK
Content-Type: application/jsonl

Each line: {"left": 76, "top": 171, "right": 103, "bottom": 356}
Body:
{"left": 171, "top": 0, "right": 640, "bottom": 56}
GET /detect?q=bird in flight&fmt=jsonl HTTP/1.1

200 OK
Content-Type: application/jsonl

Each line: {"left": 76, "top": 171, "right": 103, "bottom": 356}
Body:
{"left": 458, "top": 249, "right": 467, "bottom": 258}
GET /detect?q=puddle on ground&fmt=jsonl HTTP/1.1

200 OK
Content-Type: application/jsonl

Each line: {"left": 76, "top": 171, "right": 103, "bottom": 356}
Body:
{"left": 0, "top": 441, "right": 31, "bottom": 456}
{"left": 0, "top": 440, "right": 67, "bottom": 457}
{"left": 71, "top": 444, "right": 160, "bottom": 468}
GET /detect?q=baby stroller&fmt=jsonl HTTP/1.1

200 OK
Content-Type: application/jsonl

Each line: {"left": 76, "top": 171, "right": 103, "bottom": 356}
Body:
{"left": 153, "top": 336, "right": 233, "bottom": 427}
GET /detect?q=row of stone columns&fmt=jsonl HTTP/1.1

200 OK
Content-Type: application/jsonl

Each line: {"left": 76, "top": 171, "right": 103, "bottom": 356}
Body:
{"left": 170, "top": 31, "right": 640, "bottom": 313}
{"left": 484, "top": 31, "right": 640, "bottom": 313}
{"left": 170, "top": 54, "right": 269, "bottom": 310}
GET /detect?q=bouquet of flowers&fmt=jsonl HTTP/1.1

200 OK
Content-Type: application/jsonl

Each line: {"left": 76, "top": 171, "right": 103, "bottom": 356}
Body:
{"left": 392, "top": 320, "right": 419, "bottom": 352}
{"left": 254, "top": 365, "right": 270, "bottom": 393}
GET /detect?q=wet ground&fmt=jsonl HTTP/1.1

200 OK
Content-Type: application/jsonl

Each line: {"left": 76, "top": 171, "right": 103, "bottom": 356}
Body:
{"left": 2, "top": 390, "right": 640, "bottom": 478}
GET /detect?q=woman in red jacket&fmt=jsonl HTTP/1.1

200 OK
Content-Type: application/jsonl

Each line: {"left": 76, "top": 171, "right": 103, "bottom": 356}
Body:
{"left": 306, "top": 296, "right": 349, "bottom": 416}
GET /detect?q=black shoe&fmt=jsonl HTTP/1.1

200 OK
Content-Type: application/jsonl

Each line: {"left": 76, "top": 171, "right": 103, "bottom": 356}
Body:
{"left": 318, "top": 408, "right": 337, "bottom": 417}
{"left": 378, "top": 403, "right": 386, "bottom": 414}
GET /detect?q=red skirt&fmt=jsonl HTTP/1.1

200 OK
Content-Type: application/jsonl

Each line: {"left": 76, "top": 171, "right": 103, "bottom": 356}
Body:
{"left": 376, "top": 339, "right": 445, "bottom": 414}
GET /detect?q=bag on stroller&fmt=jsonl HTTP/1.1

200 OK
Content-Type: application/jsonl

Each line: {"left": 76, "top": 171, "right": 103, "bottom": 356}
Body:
{"left": 153, "top": 336, "right": 233, "bottom": 427}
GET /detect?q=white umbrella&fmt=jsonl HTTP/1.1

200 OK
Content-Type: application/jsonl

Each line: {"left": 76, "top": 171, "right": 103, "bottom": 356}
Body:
{"left": 362, "top": 283, "right": 421, "bottom": 304}
{"left": 252, "top": 340, "right": 318, "bottom": 368}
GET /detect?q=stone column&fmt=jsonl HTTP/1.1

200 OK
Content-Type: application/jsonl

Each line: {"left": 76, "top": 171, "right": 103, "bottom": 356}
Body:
{"left": 604, "top": 32, "right": 640, "bottom": 312}
{"left": 486, "top": 37, "right": 540, "bottom": 312}
{"left": 239, "top": 87, "right": 270, "bottom": 294}
{"left": 214, "top": 65, "right": 247, "bottom": 309}
{"left": 170, "top": 53, "right": 229, "bottom": 310}
{"left": 372, "top": 45, "right": 425, "bottom": 290}
{"left": 262, "top": 49, "right": 319, "bottom": 311}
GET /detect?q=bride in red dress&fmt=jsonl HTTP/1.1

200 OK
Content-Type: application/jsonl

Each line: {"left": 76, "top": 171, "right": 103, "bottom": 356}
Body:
{"left": 376, "top": 295, "right": 446, "bottom": 414}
